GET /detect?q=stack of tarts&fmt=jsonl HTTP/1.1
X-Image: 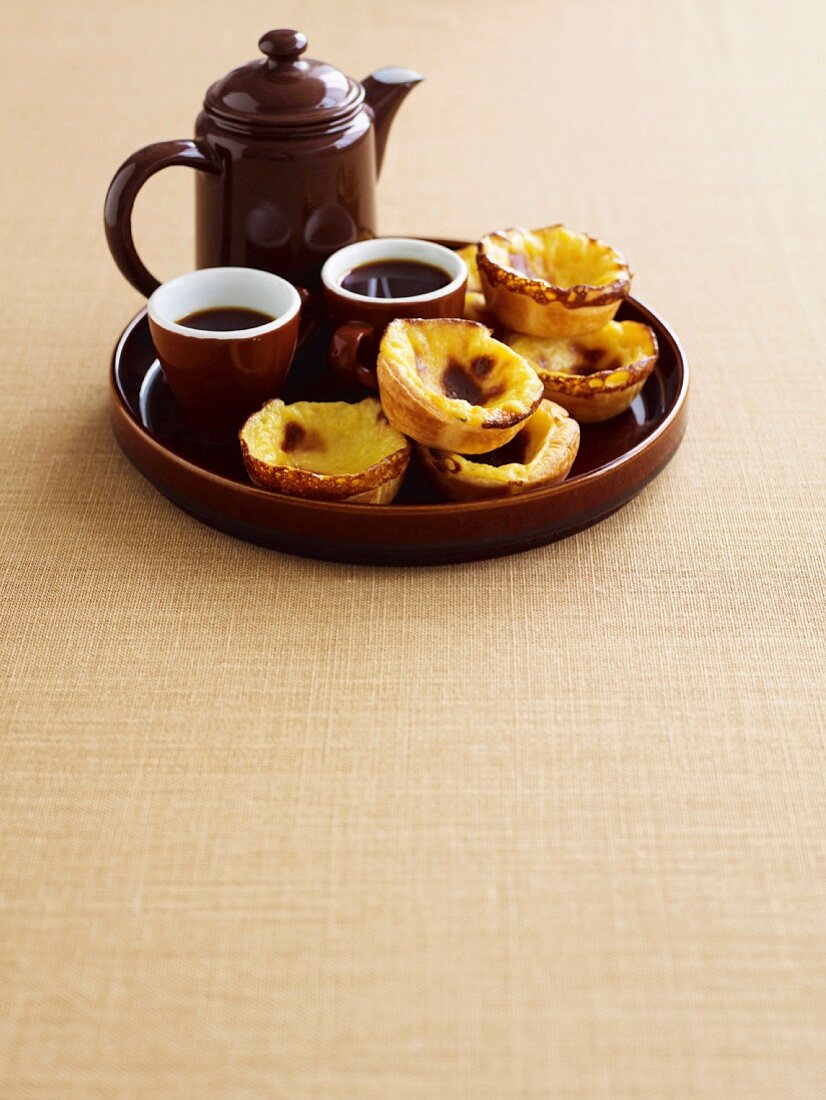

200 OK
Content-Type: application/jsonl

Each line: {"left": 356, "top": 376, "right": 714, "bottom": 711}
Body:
{"left": 459, "top": 225, "right": 658, "bottom": 424}
{"left": 239, "top": 224, "right": 659, "bottom": 505}
{"left": 376, "top": 317, "right": 579, "bottom": 502}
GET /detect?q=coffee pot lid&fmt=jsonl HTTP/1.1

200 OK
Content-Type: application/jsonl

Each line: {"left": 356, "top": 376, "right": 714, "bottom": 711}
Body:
{"left": 203, "top": 29, "right": 364, "bottom": 133}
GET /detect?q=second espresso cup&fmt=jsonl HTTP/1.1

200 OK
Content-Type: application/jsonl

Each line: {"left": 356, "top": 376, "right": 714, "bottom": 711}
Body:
{"left": 321, "top": 238, "right": 467, "bottom": 389}
{"left": 148, "top": 266, "right": 303, "bottom": 437}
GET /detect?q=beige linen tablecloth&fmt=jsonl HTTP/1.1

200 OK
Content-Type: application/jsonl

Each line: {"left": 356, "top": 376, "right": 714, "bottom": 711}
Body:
{"left": 1, "top": 1, "right": 824, "bottom": 1096}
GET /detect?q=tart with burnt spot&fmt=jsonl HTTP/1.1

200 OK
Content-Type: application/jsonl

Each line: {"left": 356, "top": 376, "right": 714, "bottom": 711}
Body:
{"left": 507, "top": 320, "right": 658, "bottom": 422}
{"left": 478, "top": 225, "right": 630, "bottom": 337}
{"left": 376, "top": 318, "right": 543, "bottom": 454}
{"left": 240, "top": 397, "right": 411, "bottom": 503}
{"left": 455, "top": 244, "right": 491, "bottom": 324}
{"left": 418, "top": 399, "right": 579, "bottom": 502}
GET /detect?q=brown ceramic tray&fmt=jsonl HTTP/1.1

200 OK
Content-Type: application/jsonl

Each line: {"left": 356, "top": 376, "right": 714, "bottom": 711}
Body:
{"left": 110, "top": 242, "right": 688, "bottom": 565}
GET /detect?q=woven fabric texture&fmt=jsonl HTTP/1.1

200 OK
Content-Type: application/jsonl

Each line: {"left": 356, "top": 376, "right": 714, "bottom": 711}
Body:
{"left": 1, "top": 1, "right": 824, "bottom": 1096}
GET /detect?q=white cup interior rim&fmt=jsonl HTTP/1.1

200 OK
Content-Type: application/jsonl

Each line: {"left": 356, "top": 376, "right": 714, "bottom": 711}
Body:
{"left": 147, "top": 266, "right": 302, "bottom": 339}
{"left": 321, "top": 238, "right": 467, "bottom": 305}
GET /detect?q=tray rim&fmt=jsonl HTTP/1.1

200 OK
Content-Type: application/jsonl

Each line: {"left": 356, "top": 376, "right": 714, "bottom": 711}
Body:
{"left": 110, "top": 295, "right": 689, "bottom": 520}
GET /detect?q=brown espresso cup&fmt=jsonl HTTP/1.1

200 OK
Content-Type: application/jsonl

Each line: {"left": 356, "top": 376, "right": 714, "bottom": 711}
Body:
{"left": 321, "top": 238, "right": 467, "bottom": 390}
{"left": 147, "top": 267, "right": 303, "bottom": 438}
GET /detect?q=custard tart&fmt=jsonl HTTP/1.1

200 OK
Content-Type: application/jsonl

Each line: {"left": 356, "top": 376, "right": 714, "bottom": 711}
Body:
{"left": 478, "top": 225, "right": 630, "bottom": 337}
{"left": 455, "top": 244, "right": 491, "bottom": 324}
{"left": 240, "top": 397, "right": 411, "bottom": 503}
{"left": 418, "top": 400, "right": 579, "bottom": 502}
{"left": 507, "top": 320, "right": 658, "bottom": 422}
{"left": 376, "top": 318, "right": 543, "bottom": 454}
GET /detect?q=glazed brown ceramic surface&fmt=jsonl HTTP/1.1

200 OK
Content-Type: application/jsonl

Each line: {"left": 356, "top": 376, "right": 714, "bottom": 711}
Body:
{"left": 324, "top": 270, "right": 467, "bottom": 333}
{"left": 325, "top": 290, "right": 470, "bottom": 389}
{"left": 148, "top": 307, "right": 299, "bottom": 439}
{"left": 146, "top": 267, "right": 303, "bottom": 438}
{"left": 323, "top": 238, "right": 467, "bottom": 388}
{"left": 103, "top": 30, "right": 423, "bottom": 295}
{"left": 109, "top": 243, "right": 689, "bottom": 565}
{"left": 324, "top": 279, "right": 467, "bottom": 329}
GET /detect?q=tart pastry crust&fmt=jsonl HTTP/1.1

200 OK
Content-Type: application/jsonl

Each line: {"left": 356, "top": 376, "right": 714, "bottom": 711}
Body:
{"left": 478, "top": 225, "right": 630, "bottom": 337}
{"left": 507, "top": 320, "right": 658, "bottom": 422}
{"left": 240, "top": 397, "right": 411, "bottom": 503}
{"left": 377, "top": 318, "right": 543, "bottom": 453}
{"left": 455, "top": 244, "right": 493, "bottom": 324}
{"left": 418, "top": 400, "right": 580, "bottom": 501}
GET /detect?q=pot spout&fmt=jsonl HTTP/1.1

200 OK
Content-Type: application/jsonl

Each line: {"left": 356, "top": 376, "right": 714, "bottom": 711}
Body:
{"left": 363, "top": 67, "right": 424, "bottom": 176}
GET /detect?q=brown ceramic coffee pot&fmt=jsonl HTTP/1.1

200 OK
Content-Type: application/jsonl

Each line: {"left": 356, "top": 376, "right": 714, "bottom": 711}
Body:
{"left": 104, "top": 29, "right": 422, "bottom": 295}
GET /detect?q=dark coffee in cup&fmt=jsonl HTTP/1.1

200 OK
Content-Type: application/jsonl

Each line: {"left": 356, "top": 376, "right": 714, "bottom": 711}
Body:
{"left": 339, "top": 260, "right": 451, "bottom": 299}
{"left": 177, "top": 306, "right": 276, "bottom": 331}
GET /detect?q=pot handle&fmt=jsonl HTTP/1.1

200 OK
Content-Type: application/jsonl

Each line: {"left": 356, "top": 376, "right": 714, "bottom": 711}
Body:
{"left": 104, "top": 139, "right": 223, "bottom": 297}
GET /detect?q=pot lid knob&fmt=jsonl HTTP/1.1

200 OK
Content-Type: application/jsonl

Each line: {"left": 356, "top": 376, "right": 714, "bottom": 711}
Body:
{"left": 258, "top": 29, "right": 308, "bottom": 64}
{"left": 204, "top": 29, "right": 363, "bottom": 132}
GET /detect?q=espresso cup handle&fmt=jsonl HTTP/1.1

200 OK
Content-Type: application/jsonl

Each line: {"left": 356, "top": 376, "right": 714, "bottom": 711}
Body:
{"left": 104, "top": 140, "right": 223, "bottom": 297}
{"left": 329, "top": 321, "right": 380, "bottom": 391}
{"left": 294, "top": 286, "right": 321, "bottom": 349}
